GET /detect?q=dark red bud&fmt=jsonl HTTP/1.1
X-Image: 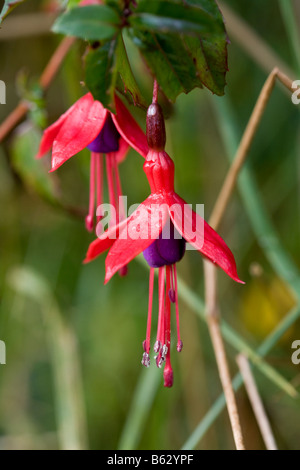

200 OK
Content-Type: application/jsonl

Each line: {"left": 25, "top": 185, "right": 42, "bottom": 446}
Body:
{"left": 146, "top": 103, "right": 166, "bottom": 151}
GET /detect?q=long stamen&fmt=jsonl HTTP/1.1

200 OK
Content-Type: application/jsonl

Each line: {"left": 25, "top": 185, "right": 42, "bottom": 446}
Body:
{"left": 85, "top": 152, "right": 96, "bottom": 232}
{"left": 165, "top": 266, "right": 171, "bottom": 353}
{"left": 142, "top": 268, "right": 155, "bottom": 368}
{"left": 169, "top": 264, "right": 176, "bottom": 303}
{"left": 155, "top": 267, "right": 165, "bottom": 367}
{"left": 96, "top": 153, "right": 103, "bottom": 223}
{"left": 113, "top": 154, "right": 125, "bottom": 222}
{"left": 106, "top": 153, "right": 117, "bottom": 223}
{"left": 164, "top": 265, "right": 173, "bottom": 387}
{"left": 173, "top": 264, "right": 183, "bottom": 352}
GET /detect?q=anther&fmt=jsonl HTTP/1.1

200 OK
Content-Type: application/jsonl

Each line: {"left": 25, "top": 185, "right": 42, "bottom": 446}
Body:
{"left": 154, "top": 340, "right": 161, "bottom": 353}
{"left": 141, "top": 352, "right": 150, "bottom": 368}
{"left": 161, "top": 344, "right": 168, "bottom": 358}
{"left": 168, "top": 288, "right": 176, "bottom": 303}
{"left": 155, "top": 355, "right": 165, "bottom": 369}
{"left": 177, "top": 340, "right": 183, "bottom": 352}
{"left": 85, "top": 214, "right": 94, "bottom": 232}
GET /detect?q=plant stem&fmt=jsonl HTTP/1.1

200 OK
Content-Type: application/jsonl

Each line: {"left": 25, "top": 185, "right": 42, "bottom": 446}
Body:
{"left": 209, "top": 68, "right": 296, "bottom": 232}
{"left": 219, "top": 1, "right": 294, "bottom": 79}
{"left": 204, "top": 261, "right": 245, "bottom": 450}
{"left": 278, "top": 0, "right": 300, "bottom": 74}
{"left": 0, "top": 36, "right": 75, "bottom": 143}
{"left": 202, "top": 67, "right": 297, "bottom": 450}
{"left": 236, "top": 354, "right": 278, "bottom": 450}
{"left": 152, "top": 79, "right": 159, "bottom": 104}
{"left": 182, "top": 304, "right": 300, "bottom": 450}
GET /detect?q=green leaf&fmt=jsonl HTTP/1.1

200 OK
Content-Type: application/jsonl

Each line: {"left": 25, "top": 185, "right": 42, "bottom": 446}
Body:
{"left": 85, "top": 39, "right": 119, "bottom": 110}
{"left": 52, "top": 5, "right": 121, "bottom": 41}
{"left": 85, "top": 33, "right": 147, "bottom": 109}
{"left": 130, "top": 0, "right": 223, "bottom": 35}
{"left": 10, "top": 124, "right": 59, "bottom": 203}
{"left": 129, "top": 0, "right": 228, "bottom": 100}
{"left": 115, "top": 35, "right": 147, "bottom": 108}
{"left": 0, "top": 0, "right": 26, "bottom": 23}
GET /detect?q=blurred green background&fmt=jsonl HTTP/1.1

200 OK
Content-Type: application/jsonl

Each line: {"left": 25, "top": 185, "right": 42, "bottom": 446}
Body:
{"left": 0, "top": 0, "right": 300, "bottom": 450}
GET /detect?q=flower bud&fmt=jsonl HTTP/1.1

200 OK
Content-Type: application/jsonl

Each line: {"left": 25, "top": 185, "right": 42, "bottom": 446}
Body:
{"left": 146, "top": 103, "right": 166, "bottom": 151}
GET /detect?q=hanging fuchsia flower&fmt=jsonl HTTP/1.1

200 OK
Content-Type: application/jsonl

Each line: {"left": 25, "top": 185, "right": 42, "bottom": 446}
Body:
{"left": 84, "top": 102, "right": 243, "bottom": 387}
{"left": 37, "top": 92, "right": 148, "bottom": 232}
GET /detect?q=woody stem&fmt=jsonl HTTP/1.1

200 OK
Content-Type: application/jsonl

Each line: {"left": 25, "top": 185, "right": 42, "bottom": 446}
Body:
{"left": 0, "top": 36, "right": 75, "bottom": 143}
{"left": 204, "top": 261, "right": 245, "bottom": 450}
{"left": 209, "top": 67, "right": 296, "bottom": 232}
{"left": 202, "top": 67, "right": 297, "bottom": 451}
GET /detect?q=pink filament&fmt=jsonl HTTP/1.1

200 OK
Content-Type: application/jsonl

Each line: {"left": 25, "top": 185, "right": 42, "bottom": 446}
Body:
{"left": 144, "top": 268, "right": 155, "bottom": 354}
{"left": 165, "top": 266, "right": 171, "bottom": 354}
{"left": 106, "top": 153, "right": 117, "bottom": 221}
{"left": 156, "top": 267, "right": 165, "bottom": 354}
{"left": 164, "top": 265, "right": 173, "bottom": 387}
{"left": 95, "top": 153, "right": 103, "bottom": 223}
{"left": 173, "top": 264, "right": 182, "bottom": 352}
{"left": 85, "top": 152, "right": 97, "bottom": 232}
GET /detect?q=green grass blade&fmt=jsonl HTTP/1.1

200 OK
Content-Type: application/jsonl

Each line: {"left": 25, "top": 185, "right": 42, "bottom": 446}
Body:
{"left": 118, "top": 364, "right": 162, "bottom": 450}
{"left": 181, "top": 303, "right": 300, "bottom": 449}
{"left": 278, "top": 0, "right": 300, "bottom": 74}
{"left": 7, "top": 266, "right": 88, "bottom": 450}
{"left": 213, "top": 96, "right": 300, "bottom": 299}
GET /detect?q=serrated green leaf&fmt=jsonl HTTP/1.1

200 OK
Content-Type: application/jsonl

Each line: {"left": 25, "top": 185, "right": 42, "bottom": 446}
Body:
{"left": 52, "top": 5, "right": 121, "bottom": 41}
{"left": 85, "top": 39, "right": 119, "bottom": 110}
{"left": 10, "top": 125, "right": 58, "bottom": 203}
{"left": 130, "top": 0, "right": 223, "bottom": 35}
{"left": 0, "top": 0, "right": 26, "bottom": 23}
{"left": 115, "top": 35, "right": 147, "bottom": 108}
{"left": 129, "top": 29, "right": 203, "bottom": 101}
{"left": 129, "top": 0, "right": 228, "bottom": 100}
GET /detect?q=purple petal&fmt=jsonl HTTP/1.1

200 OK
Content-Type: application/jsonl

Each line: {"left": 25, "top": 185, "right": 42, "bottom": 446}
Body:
{"left": 87, "top": 114, "right": 120, "bottom": 153}
{"left": 143, "top": 221, "right": 186, "bottom": 268}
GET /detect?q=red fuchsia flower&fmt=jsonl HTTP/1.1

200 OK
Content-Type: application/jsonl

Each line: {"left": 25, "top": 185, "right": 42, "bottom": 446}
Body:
{"left": 84, "top": 102, "right": 244, "bottom": 387}
{"left": 37, "top": 92, "right": 148, "bottom": 234}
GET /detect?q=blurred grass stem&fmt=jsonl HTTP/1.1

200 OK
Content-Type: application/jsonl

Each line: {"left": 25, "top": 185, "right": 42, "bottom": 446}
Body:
{"left": 236, "top": 354, "right": 278, "bottom": 450}
{"left": 209, "top": 67, "right": 297, "bottom": 232}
